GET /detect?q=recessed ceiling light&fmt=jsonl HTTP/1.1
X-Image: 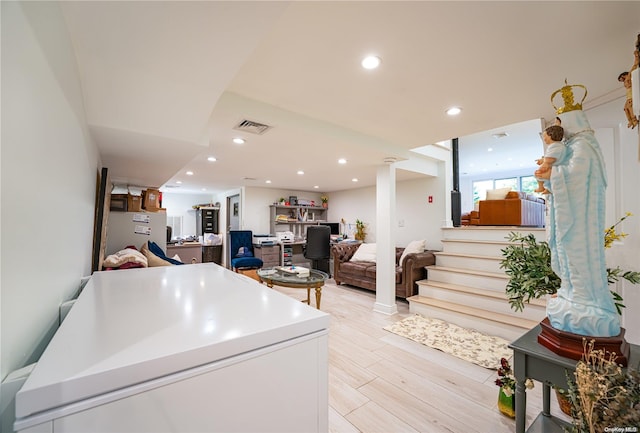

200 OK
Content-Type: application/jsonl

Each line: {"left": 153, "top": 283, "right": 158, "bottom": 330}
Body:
{"left": 297, "top": 170, "right": 304, "bottom": 175}
{"left": 207, "top": 156, "right": 217, "bottom": 162}
{"left": 338, "top": 158, "right": 347, "bottom": 164}
{"left": 487, "top": 147, "right": 493, "bottom": 152}
{"left": 313, "top": 185, "right": 319, "bottom": 189}
{"left": 233, "top": 138, "right": 245, "bottom": 144}
{"left": 265, "top": 180, "right": 271, "bottom": 184}
{"left": 361, "top": 55, "right": 381, "bottom": 70}
{"left": 201, "top": 188, "right": 206, "bottom": 191}
{"left": 186, "top": 171, "right": 194, "bottom": 176}
{"left": 352, "top": 178, "right": 359, "bottom": 182}
{"left": 446, "top": 107, "right": 462, "bottom": 116}
{"left": 492, "top": 132, "right": 509, "bottom": 139}
{"left": 176, "top": 181, "right": 182, "bottom": 184}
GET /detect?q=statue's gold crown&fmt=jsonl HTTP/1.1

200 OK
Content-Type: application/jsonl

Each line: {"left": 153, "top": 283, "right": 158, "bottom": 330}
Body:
{"left": 551, "top": 79, "right": 588, "bottom": 114}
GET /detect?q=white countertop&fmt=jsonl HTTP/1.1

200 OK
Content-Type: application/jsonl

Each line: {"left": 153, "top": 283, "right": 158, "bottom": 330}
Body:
{"left": 16, "top": 264, "right": 329, "bottom": 419}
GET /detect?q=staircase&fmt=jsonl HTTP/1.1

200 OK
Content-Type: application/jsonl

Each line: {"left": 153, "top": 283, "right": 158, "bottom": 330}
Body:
{"left": 408, "top": 226, "right": 548, "bottom": 341}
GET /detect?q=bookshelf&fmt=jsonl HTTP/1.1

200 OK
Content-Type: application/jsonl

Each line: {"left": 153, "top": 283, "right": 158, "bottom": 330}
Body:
{"left": 269, "top": 204, "right": 328, "bottom": 240}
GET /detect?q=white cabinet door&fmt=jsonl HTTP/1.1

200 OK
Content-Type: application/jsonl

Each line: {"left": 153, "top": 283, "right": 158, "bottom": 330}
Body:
{"left": 50, "top": 333, "right": 328, "bottom": 433}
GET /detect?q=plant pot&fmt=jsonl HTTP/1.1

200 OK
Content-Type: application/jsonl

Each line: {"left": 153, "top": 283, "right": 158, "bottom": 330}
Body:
{"left": 498, "top": 387, "right": 515, "bottom": 418}
{"left": 555, "top": 389, "right": 572, "bottom": 416}
{"left": 322, "top": 202, "right": 328, "bottom": 208}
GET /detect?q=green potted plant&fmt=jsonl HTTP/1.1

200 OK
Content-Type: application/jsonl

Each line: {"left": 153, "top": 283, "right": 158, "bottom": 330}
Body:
{"left": 500, "top": 213, "right": 639, "bottom": 314}
{"left": 500, "top": 232, "right": 560, "bottom": 312}
{"left": 320, "top": 195, "right": 328, "bottom": 208}
{"left": 495, "top": 357, "right": 534, "bottom": 418}
{"left": 354, "top": 219, "right": 366, "bottom": 241}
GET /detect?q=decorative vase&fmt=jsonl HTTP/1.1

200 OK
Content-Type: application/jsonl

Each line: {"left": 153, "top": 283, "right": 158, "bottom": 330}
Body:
{"left": 498, "top": 387, "right": 515, "bottom": 418}
{"left": 322, "top": 202, "right": 328, "bottom": 208}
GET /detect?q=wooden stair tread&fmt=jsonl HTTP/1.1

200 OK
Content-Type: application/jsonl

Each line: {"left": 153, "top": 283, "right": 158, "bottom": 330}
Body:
{"left": 442, "top": 226, "right": 545, "bottom": 231}
{"left": 427, "top": 265, "right": 508, "bottom": 280}
{"left": 407, "top": 296, "right": 539, "bottom": 330}
{"left": 441, "top": 239, "right": 513, "bottom": 246}
{"left": 433, "top": 251, "right": 503, "bottom": 261}
{"left": 416, "top": 280, "right": 546, "bottom": 307}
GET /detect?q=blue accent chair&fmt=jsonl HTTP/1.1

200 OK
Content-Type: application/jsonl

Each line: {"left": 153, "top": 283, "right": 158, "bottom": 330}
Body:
{"left": 228, "top": 230, "right": 263, "bottom": 271}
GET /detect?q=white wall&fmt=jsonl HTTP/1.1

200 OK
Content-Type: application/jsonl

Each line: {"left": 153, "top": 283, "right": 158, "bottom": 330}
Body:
{"left": 238, "top": 177, "right": 447, "bottom": 250}
{"left": 328, "top": 171, "right": 446, "bottom": 250}
{"left": 587, "top": 98, "right": 640, "bottom": 344}
{"left": 1, "top": 1, "right": 100, "bottom": 379}
{"left": 162, "top": 192, "right": 214, "bottom": 238}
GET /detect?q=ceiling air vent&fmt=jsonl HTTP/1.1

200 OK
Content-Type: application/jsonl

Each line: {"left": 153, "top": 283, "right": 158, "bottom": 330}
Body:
{"left": 233, "top": 119, "right": 272, "bottom": 135}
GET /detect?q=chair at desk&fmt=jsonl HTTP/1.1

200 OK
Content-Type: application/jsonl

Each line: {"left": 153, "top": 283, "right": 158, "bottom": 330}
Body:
{"left": 228, "top": 230, "right": 263, "bottom": 273}
{"left": 305, "top": 225, "right": 331, "bottom": 274}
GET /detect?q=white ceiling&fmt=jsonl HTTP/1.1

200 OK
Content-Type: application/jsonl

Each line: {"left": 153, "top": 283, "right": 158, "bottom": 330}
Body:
{"left": 59, "top": 1, "right": 639, "bottom": 195}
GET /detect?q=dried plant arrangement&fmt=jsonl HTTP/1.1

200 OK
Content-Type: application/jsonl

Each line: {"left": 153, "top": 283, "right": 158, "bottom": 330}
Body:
{"left": 564, "top": 340, "right": 640, "bottom": 433}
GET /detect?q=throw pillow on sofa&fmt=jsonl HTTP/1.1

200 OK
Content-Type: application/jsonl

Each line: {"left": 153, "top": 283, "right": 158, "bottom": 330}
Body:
{"left": 350, "top": 243, "right": 377, "bottom": 262}
{"left": 103, "top": 247, "right": 148, "bottom": 268}
{"left": 399, "top": 239, "right": 426, "bottom": 266}
{"left": 485, "top": 187, "right": 512, "bottom": 200}
{"left": 141, "top": 242, "right": 171, "bottom": 267}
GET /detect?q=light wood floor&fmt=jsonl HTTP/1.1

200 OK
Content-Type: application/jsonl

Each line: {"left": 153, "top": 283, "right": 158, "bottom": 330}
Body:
{"left": 270, "top": 279, "right": 571, "bottom": 433}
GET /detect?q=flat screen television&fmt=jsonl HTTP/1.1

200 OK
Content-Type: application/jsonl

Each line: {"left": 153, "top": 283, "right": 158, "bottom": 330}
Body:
{"left": 319, "top": 222, "right": 340, "bottom": 235}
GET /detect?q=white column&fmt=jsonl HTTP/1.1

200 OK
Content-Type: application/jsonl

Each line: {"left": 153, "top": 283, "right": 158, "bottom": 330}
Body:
{"left": 374, "top": 163, "right": 398, "bottom": 315}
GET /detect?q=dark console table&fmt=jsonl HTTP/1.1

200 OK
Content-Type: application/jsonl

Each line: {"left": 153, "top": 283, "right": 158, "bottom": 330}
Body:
{"left": 509, "top": 325, "right": 639, "bottom": 433}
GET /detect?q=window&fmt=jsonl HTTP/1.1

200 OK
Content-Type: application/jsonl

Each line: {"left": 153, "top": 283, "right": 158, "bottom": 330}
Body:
{"left": 472, "top": 175, "right": 538, "bottom": 204}
{"left": 167, "top": 216, "right": 183, "bottom": 240}
{"left": 520, "top": 176, "right": 537, "bottom": 194}
{"left": 495, "top": 177, "right": 518, "bottom": 190}
{"left": 473, "top": 180, "right": 494, "bottom": 204}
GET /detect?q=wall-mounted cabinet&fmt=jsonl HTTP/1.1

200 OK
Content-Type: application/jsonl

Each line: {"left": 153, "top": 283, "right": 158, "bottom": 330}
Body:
{"left": 269, "top": 205, "right": 328, "bottom": 239}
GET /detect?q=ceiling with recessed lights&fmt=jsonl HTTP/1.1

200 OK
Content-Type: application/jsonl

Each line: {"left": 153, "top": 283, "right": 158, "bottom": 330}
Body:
{"left": 58, "top": 1, "right": 639, "bottom": 194}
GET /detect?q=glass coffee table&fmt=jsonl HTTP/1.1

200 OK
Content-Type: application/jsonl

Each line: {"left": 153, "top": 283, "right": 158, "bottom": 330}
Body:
{"left": 257, "top": 267, "right": 329, "bottom": 309}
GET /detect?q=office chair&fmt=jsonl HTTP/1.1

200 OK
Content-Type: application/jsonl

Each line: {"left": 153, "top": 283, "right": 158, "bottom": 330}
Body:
{"left": 304, "top": 225, "right": 331, "bottom": 274}
{"left": 228, "top": 230, "right": 263, "bottom": 271}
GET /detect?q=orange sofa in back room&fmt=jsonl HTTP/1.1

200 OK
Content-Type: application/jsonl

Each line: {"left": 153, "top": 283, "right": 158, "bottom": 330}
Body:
{"left": 479, "top": 191, "right": 546, "bottom": 226}
{"left": 462, "top": 190, "right": 546, "bottom": 227}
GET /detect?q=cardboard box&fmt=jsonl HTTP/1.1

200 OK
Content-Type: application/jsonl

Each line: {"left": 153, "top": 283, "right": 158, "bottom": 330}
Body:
{"left": 127, "top": 194, "right": 142, "bottom": 212}
{"left": 143, "top": 189, "right": 160, "bottom": 210}
{"left": 145, "top": 207, "right": 166, "bottom": 213}
{"left": 110, "top": 194, "right": 128, "bottom": 212}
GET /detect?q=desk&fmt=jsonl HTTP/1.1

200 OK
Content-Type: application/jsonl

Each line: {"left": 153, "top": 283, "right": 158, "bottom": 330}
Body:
{"left": 509, "top": 325, "right": 640, "bottom": 433}
{"left": 253, "top": 243, "right": 281, "bottom": 267}
{"left": 281, "top": 241, "right": 310, "bottom": 267}
{"left": 166, "top": 242, "right": 202, "bottom": 263}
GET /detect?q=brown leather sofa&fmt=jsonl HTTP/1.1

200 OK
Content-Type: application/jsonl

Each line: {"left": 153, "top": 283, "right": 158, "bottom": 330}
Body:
{"left": 331, "top": 243, "right": 436, "bottom": 298}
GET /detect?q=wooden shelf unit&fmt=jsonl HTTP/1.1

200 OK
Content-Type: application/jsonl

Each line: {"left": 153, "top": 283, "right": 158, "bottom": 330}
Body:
{"left": 269, "top": 204, "right": 328, "bottom": 240}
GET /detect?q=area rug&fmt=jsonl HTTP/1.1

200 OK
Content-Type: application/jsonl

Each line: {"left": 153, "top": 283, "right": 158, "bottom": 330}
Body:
{"left": 383, "top": 314, "right": 512, "bottom": 369}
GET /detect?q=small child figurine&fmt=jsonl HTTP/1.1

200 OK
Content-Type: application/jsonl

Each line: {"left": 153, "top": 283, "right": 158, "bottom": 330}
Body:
{"left": 534, "top": 125, "right": 565, "bottom": 194}
{"left": 618, "top": 38, "right": 640, "bottom": 129}
{"left": 618, "top": 70, "right": 639, "bottom": 129}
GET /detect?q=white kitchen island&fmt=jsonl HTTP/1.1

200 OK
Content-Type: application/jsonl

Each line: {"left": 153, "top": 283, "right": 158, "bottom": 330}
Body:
{"left": 15, "top": 264, "right": 329, "bottom": 432}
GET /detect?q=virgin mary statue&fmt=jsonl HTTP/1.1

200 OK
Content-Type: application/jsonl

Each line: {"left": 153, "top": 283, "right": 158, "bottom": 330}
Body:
{"left": 544, "top": 82, "right": 620, "bottom": 338}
